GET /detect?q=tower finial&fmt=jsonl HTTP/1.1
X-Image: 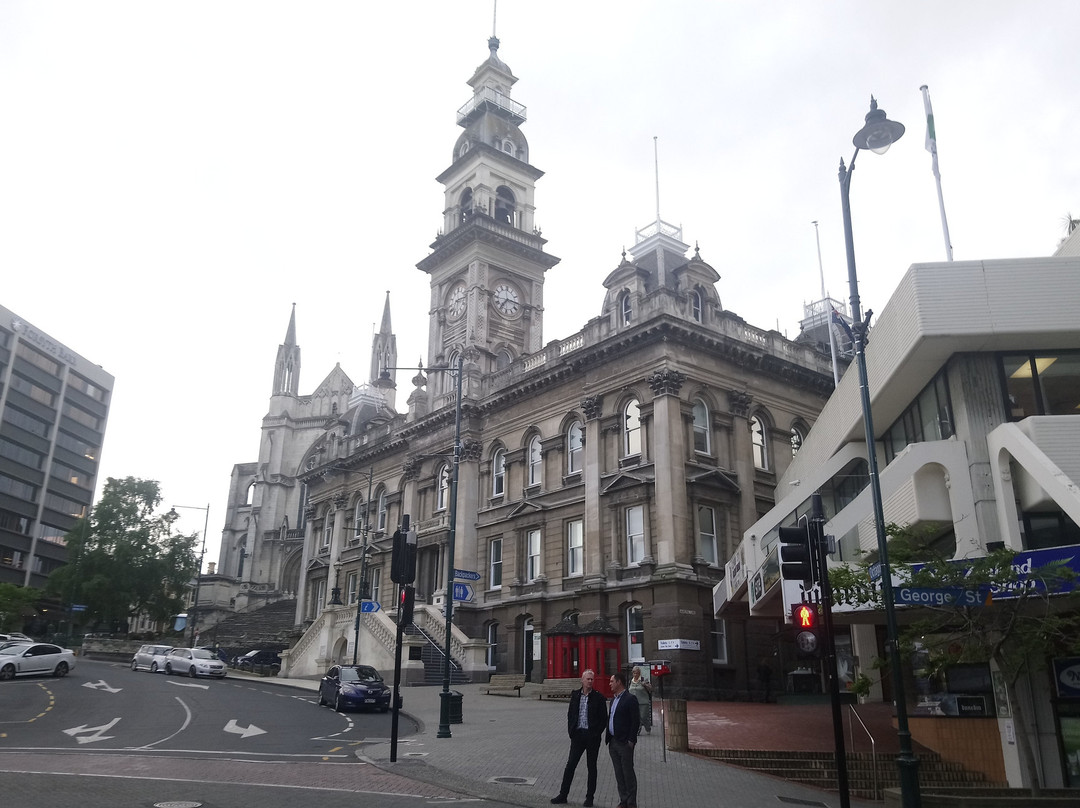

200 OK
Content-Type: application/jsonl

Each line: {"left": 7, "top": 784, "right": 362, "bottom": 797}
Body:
{"left": 492, "top": 0, "right": 497, "bottom": 38}
{"left": 654, "top": 136, "right": 661, "bottom": 227}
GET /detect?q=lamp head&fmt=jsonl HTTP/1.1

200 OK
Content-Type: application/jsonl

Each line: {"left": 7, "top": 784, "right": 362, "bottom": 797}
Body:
{"left": 853, "top": 96, "right": 905, "bottom": 155}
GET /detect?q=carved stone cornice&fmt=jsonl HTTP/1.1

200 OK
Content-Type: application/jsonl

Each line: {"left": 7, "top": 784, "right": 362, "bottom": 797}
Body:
{"left": 402, "top": 456, "right": 422, "bottom": 481}
{"left": 460, "top": 438, "right": 483, "bottom": 462}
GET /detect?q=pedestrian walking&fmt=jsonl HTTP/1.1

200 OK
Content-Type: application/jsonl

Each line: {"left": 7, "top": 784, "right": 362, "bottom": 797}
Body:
{"left": 606, "top": 671, "right": 640, "bottom": 808}
{"left": 551, "top": 668, "right": 607, "bottom": 807}
{"left": 628, "top": 666, "right": 652, "bottom": 734}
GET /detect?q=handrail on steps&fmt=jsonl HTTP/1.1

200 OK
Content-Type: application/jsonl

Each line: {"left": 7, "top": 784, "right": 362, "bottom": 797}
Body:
{"left": 410, "top": 623, "right": 464, "bottom": 673}
{"left": 846, "top": 704, "right": 878, "bottom": 799}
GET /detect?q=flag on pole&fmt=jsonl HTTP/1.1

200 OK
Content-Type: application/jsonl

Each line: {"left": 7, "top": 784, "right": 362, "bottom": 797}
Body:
{"left": 921, "top": 84, "right": 937, "bottom": 154}
{"left": 920, "top": 84, "right": 954, "bottom": 261}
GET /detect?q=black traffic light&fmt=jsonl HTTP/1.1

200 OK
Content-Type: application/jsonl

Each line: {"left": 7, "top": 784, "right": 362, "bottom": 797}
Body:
{"left": 791, "top": 602, "right": 821, "bottom": 658}
{"left": 779, "top": 517, "right": 817, "bottom": 583}
{"left": 390, "top": 514, "right": 416, "bottom": 584}
{"left": 398, "top": 585, "right": 415, "bottom": 627}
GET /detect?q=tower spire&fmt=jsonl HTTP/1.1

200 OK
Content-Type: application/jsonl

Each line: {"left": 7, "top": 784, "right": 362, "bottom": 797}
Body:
{"left": 273, "top": 304, "right": 301, "bottom": 396}
{"left": 371, "top": 291, "right": 398, "bottom": 409}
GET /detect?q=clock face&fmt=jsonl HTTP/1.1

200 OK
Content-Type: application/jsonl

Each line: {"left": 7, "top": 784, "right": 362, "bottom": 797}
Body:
{"left": 493, "top": 283, "right": 520, "bottom": 317}
{"left": 448, "top": 284, "right": 467, "bottom": 318}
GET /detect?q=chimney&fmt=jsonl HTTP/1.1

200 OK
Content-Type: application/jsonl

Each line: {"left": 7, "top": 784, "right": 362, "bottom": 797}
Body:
{"left": 207, "top": 562, "right": 216, "bottom": 575}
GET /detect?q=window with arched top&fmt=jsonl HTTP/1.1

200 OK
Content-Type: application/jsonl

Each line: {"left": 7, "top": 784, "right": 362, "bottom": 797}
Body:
{"left": 376, "top": 489, "right": 388, "bottom": 532}
{"left": 502, "top": 139, "right": 515, "bottom": 156}
{"left": 567, "top": 421, "right": 583, "bottom": 474}
{"left": 245, "top": 481, "right": 255, "bottom": 505}
{"left": 322, "top": 510, "right": 334, "bottom": 547}
{"left": 751, "top": 415, "right": 769, "bottom": 470}
{"left": 624, "top": 399, "right": 641, "bottom": 457}
{"left": 459, "top": 141, "right": 470, "bottom": 157}
{"left": 354, "top": 499, "right": 366, "bottom": 535}
{"left": 692, "top": 398, "right": 710, "bottom": 454}
{"left": 494, "top": 186, "right": 516, "bottom": 226}
{"left": 627, "top": 604, "right": 645, "bottom": 663}
{"left": 791, "top": 424, "right": 807, "bottom": 457}
{"left": 620, "top": 293, "right": 633, "bottom": 325}
{"left": 691, "top": 289, "right": 703, "bottom": 322}
{"left": 459, "top": 187, "right": 473, "bottom": 222}
{"left": 527, "top": 435, "right": 542, "bottom": 487}
{"left": 436, "top": 464, "right": 450, "bottom": 511}
{"left": 492, "top": 448, "right": 506, "bottom": 497}
{"left": 496, "top": 348, "right": 513, "bottom": 370}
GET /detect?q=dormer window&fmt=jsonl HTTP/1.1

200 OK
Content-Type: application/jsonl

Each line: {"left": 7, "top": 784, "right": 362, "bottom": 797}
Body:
{"left": 620, "top": 293, "right": 633, "bottom": 325}
{"left": 502, "top": 139, "right": 515, "bottom": 157}
{"left": 691, "top": 289, "right": 703, "bottom": 322}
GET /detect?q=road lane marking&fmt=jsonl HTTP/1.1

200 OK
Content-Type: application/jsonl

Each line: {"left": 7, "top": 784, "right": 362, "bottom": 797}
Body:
{"left": 130, "top": 696, "right": 193, "bottom": 750}
{"left": 223, "top": 720, "right": 266, "bottom": 739}
{"left": 82, "top": 680, "right": 122, "bottom": 693}
{"left": 62, "top": 718, "right": 121, "bottom": 744}
{"left": 166, "top": 681, "right": 209, "bottom": 690}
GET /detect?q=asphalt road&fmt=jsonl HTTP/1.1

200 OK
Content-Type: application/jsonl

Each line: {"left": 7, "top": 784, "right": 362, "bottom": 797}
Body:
{"left": 0, "top": 658, "right": 503, "bottom": 807}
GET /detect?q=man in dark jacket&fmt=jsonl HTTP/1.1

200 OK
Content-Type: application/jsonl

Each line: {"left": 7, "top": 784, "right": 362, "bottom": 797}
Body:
{"left": 551, "top": 669, "right": 607, "bottom": 807}
{"left": 606, "top": 671, "right": 641, "bottom": 808}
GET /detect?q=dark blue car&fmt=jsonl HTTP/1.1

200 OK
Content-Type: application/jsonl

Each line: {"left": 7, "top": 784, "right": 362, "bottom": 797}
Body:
{"left": 317, "top": 664, "right": 392, "bottom": 713}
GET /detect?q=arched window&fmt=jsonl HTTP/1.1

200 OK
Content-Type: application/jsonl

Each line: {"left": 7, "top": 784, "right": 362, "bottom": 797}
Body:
{"left": 620, "top": 292, "right": 633, "bottom": 325}
{"left": 624, "top": 399, "right": 641, "bottom": 457}
{"left": 354, "top": 499, "right": 366, "bottom": 536}
{"left": 496, "top": 348, "right": 513, "bottom": 370}
{"left": 627, "top": 604, "right": 644, "bottom": 663}
{"left": 502, "top": 139, "right": 515, "bottom": 156}
{"left": 527, "top": 435, "right": 542, "bottom": 486}
{"left": 245, "top": 481, "right": 255, "bottom": 505}
{"left": 692, "top": 398, "right": 710, "bottom": 454}
{"left": 691, "top": 289, "right": 703, "bottom": 322}
{"left": 376, "top": 489, "right": 388, "bottom": 532}
{"left": 791, "top": 424, "right": 806, "bottom": 457}
{"left": 751, "top": 415, "right": 769, "bottom": 470}
{"left": 436, "top": 464, "right": 450, "bottom": 511}
{"left": 492, "top": 448, "right": 506, "bottom": 496}
{"left": 567, "top": 421, "right": 583, "bottom": 474}
{"left": 494, "top": 186, "right": 516, "bottom": 226}
{"left": 322, "top": 510, "right": 334, "bottom": 548}
{"left": 459, "top": 187, "right": 473, "bottom": 222}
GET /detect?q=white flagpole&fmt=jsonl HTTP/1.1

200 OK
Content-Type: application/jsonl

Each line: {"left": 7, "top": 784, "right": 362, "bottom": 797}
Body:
{"left": 921, "top": 84, "right": 954, "bottom": 261}
{"left": 812, "top": 220, "right": 840, "bottom": 386}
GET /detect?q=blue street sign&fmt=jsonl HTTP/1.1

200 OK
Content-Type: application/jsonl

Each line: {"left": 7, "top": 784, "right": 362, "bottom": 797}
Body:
{"left": 359, "top": 601, "right": 381, "bottom": 613}
{"left": 454, "top": 568, "right": 482, "bottom": 581}
{"left": 70, "top": 604, "right": 87, "bottom": 612}
{"left": 452, "top": 582, "right": 475, "bottom": 602}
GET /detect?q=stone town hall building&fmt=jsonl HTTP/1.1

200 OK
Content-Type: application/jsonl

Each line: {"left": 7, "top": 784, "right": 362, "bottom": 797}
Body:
{"left": 213, "top": 37, "right": 836, "bottom": 696}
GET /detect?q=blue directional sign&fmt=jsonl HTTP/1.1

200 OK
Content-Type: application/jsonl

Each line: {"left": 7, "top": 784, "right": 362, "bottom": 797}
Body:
{"left": 70, "top": 604, "right": 87, "bottom": 612}
{"left": 454, "top": 568, "right": 482, "bottom": 581}
{"left": 452, "top": 582, "right": 475, "bottom": 602}
{"left": 359, "top": 601, "right": 382, "bottom": 613}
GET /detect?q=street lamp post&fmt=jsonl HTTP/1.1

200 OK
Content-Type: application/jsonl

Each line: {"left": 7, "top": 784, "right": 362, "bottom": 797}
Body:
{"left": 378, "top": 355, "right": 465, "bottom": 738}
{"left": 330, "top": 561, "right": 343, "bottom": 605}
{"left": 354, "top": 465, "right": 375, "bottom": 665}
{"left": 170, "top": 503, "right": 210, "bottom": 647}
{"left": 838, "top": 97, "right": 921, "bottom": 808}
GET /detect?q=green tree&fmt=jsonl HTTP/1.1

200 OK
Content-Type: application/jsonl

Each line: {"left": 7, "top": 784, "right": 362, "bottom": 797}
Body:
{"left": 0, "top": 582, "right": 40, "bottom": 632}
{"left": 830, "top": 525, "right": 1080, "bottom": 795}
{"left": 47, "top": 477, "right": 199, "bottom": 633}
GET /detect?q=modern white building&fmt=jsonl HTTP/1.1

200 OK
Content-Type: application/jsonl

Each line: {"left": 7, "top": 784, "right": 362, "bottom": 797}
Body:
{"left": 716, "top": 247, "right": 1080, "bottom": 788}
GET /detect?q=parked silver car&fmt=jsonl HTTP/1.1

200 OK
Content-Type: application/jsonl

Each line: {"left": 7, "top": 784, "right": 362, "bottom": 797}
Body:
{"left": 0, "top": 642, "right": 77, "bottom": 680}
{"left": 163, "top": 647, "right": 227, "bottom": 678}
{"left": 130, "top": 644, "right": 172, "bottom": 672}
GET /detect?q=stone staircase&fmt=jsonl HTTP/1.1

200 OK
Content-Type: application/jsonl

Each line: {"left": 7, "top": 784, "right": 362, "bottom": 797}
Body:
{"left": 404, "top": 622, "right": 471, "bottom": 686}
{"left": 692, "top": 748, "right": 999, "bottom": 801}
{"left": 203, "top": 598, "right": 300, "bottom": 656}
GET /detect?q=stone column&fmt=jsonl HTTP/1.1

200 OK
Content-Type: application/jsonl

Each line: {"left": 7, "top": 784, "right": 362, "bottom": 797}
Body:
{"left": 648, "top": 369, "right": 688, "bottom": 565}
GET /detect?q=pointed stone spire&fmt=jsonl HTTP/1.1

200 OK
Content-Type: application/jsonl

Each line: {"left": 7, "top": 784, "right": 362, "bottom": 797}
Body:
{"left": 371, "top": 291, "right": 398, "bottom": 411}
{"left": 273, "top": 304, "right": 301, "bottom": 397}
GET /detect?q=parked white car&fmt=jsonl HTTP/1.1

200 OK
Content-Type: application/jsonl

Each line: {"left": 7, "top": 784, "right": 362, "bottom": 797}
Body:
{"left": 130, "top": 644, "right": 172, "bottom": 672}
{"left": 0, "top": 642, "right": 77, "bottom": 680}
{"left": 163, "top": 647, "right": 227, "bottom": 678}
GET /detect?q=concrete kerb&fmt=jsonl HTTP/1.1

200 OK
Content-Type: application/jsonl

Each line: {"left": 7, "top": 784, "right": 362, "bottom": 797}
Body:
{"left": 244, "top": 674, "right": 868, "bottom": 808}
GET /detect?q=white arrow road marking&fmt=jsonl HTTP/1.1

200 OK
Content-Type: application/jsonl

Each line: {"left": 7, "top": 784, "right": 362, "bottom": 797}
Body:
{"left": 166, "top": 680, "right": 209, "bottom": 690}
{"left": 224, "top": 719, "right": 266, "bottom": 739}
{"left": 63, "top": 718, "right": 121, "bottom": 744}
{"left": 82, "top": 680, "right": 122, "bottom": 693}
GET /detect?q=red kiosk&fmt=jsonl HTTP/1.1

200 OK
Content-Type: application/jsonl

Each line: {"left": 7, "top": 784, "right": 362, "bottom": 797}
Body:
{"left": 545, "top": 616, "right": 622, "bottom": 698}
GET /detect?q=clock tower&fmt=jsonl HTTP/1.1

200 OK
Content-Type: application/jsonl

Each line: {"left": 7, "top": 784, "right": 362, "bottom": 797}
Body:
{"left": 418, "top": 36, "right": 559, "bottom": 374}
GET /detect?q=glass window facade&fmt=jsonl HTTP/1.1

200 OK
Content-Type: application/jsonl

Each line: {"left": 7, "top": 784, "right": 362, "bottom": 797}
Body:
{"left": 1002, "top": 351, "right": 1080, "bottom": 419}
{"left": 883, "top": 368, "right": 954, "bottom": 464}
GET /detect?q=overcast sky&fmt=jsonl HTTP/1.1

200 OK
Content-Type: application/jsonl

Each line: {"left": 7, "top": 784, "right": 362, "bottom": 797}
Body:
{"left": 2, "top": 1, "right": 1077, "bottom": 567}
